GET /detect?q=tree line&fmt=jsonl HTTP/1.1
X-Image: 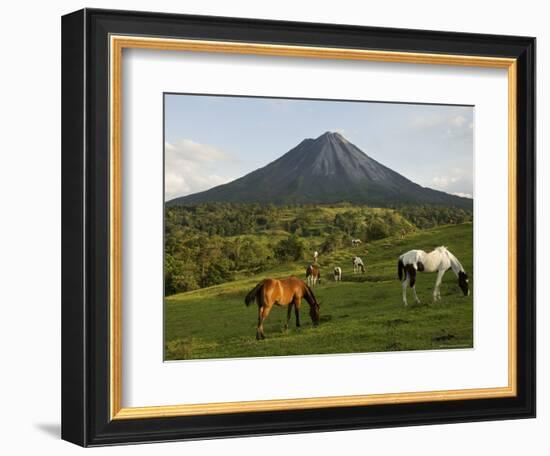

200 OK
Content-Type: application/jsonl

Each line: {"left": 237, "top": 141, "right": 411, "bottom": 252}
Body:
{"left": 164, "top": 203, "right": 473, "bottom": 295}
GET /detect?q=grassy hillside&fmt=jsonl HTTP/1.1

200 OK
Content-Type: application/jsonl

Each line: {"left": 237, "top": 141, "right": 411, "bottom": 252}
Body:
{"left": 164, "top": 203, "right": 472, "bottom": 295}
{"left": 164, "top": 222, "right": 473, "bottom": 360}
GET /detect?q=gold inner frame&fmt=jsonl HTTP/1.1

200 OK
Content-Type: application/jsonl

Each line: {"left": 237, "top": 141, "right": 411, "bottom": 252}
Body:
{"left": 109, "top": 35, "right": 518, "bottom": 420}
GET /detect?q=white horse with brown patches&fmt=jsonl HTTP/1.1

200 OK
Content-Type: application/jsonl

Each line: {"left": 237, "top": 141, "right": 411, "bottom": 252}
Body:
{"left": 306, "top": 264, "right": 321, "bottom": 286}
{"left": 397, "top": 246, "right": 469, "bottom": 306}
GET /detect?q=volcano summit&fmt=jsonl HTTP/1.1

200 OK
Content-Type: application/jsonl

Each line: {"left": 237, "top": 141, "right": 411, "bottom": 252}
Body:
{"left": 168, "top": 132, "right": 471, "bottom": 208}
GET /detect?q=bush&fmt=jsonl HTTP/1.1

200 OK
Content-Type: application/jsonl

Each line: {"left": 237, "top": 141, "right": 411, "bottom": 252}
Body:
{"left": 366, "top": 218, "right": 390, "bottom": 241}
{"left": 201, "top": 262, "right": 234, "bottom": 288}
{"left": 333, "top": 211, "right": 362, "bottom": 236}
{"left": 164, "top": 256, "right": 199, "bottom": 295}
{"left": 274, "top": 235, "right": 305, "bottom": 261}
{"left": 320, "top": 231, "right": 346, "bottom": 254}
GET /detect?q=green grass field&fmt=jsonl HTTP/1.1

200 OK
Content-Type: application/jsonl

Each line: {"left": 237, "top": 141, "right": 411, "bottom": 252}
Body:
{"left": 165, "top": 222, "right": 473, "bottom": 360}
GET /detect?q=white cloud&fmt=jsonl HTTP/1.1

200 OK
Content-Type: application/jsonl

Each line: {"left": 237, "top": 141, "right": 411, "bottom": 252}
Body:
{"left": 430, "top": 167, "right": 473, "bottom": 197}
{"left": 452, "top": 192, "right": 473, "bottom": 199}
{"left": 165, "top": 139, "right": 230, "bottom": 163}
{"left": 450, "top": 115, "right": 466, "bottom": 127}
{"left": 432, "top": 175, "right": 459, "bottom": 188}
{"left": 410, "top": 112, "right": 473, "bottom": 141}
{"left": 165, "top": 139, "right": 235, "bottom": 200}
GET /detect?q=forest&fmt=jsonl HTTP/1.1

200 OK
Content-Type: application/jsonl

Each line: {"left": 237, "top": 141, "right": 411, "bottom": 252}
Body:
{"left": 164, "top": 203, "right": 473, "bottom": 296}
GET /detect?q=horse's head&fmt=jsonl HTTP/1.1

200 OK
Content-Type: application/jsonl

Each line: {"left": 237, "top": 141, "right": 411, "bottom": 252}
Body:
{"left": 458, "top": 271, "right": 469, "bottom": 296}
{"left": 310, "top": 300, "right": 320, "bottom": 326}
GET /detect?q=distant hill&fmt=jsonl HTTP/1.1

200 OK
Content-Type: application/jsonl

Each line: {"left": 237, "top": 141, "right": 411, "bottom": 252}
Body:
{"left": 168, "top": 131, "right": 472, "bottom": 208}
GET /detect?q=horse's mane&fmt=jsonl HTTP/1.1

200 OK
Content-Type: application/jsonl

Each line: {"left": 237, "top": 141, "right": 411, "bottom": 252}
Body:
{"left": 445, "top": 249, "right": 465, "bottom": 273}
{"left": 303, "top": 283, "right": 318, "bottom": 306}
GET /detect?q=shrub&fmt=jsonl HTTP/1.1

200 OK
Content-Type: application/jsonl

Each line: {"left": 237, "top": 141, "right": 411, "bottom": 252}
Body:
{"left": 274, "top": 235, "right": 305, "bottom": 261}
{"left": 366, "top": 218, "right": 390, "bottom": 240}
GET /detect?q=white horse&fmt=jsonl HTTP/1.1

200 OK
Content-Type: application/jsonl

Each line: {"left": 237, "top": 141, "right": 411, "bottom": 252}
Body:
{"left": 397, "top": 246, "right": 469, "bottom": 306}
{"left": 351, "top": 239, "right": 362, "bottom": 247}
{"left": 333, "top": 266, "right": 342, "bottom": 281}
{"left": 313, "top": 251, "right": 319, "bottom": 263}
{"left": 352, "top": 256, "right": 365, "bottom": 273}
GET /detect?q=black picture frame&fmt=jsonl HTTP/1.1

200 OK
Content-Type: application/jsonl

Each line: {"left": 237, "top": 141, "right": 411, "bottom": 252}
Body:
{"left": 62, "top": 8, "right": 536, "bottom": 447}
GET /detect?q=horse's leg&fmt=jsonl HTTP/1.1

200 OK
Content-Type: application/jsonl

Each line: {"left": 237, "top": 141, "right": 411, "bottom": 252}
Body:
{"left": 257, "top": 304, "right": 272, "bottom": 340}
{"left": 294, "top": 298, "right": 301, "bottom": 328}
{"left": 402, "top": 276, "right": 409, "bottom": 306}
{"left": 256, "top": 306, "right": 263, "bottom": 340}
{"left": 412, "top": 284, "right": 421, "bottom": 304}
{"left": 433, "top": 270, "right": 445, "bottom": 302}
{"left": 285, "top": 302, "right": 293, "bottom": 331}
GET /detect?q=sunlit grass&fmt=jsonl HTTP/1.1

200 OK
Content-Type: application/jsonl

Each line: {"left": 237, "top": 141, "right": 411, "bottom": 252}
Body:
{"left": 165, "top": 223, "right": 473, "bottom": 360}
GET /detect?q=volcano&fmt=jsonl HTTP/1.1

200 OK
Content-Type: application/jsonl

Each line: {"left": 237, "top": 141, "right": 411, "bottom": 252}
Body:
{"left": 168, "top": 132, "right": 472, "bottom": 208}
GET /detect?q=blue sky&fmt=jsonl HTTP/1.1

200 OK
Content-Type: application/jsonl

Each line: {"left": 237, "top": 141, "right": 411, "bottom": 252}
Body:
{"left": 164, "top": 94, "right": 474, "bottom": 201}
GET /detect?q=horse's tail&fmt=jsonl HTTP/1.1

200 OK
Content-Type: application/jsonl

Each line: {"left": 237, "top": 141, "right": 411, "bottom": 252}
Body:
{"left": 245, "top": 282, "right": 263, "bottom": 307}
{"left": 398, "top": 259, "right": 405, "bottom": 281}
{"left": 360, "top": 264, "right": 365, "bottom": 273}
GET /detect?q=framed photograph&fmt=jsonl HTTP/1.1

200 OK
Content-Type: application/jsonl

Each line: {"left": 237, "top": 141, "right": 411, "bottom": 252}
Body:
{"left": 62, "top": 8, "right": 535, "bottom": 447}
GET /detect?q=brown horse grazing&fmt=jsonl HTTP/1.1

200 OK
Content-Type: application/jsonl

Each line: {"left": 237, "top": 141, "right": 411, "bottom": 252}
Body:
{"left": 245, "top": 277, "right": 320, "bottom": 340}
